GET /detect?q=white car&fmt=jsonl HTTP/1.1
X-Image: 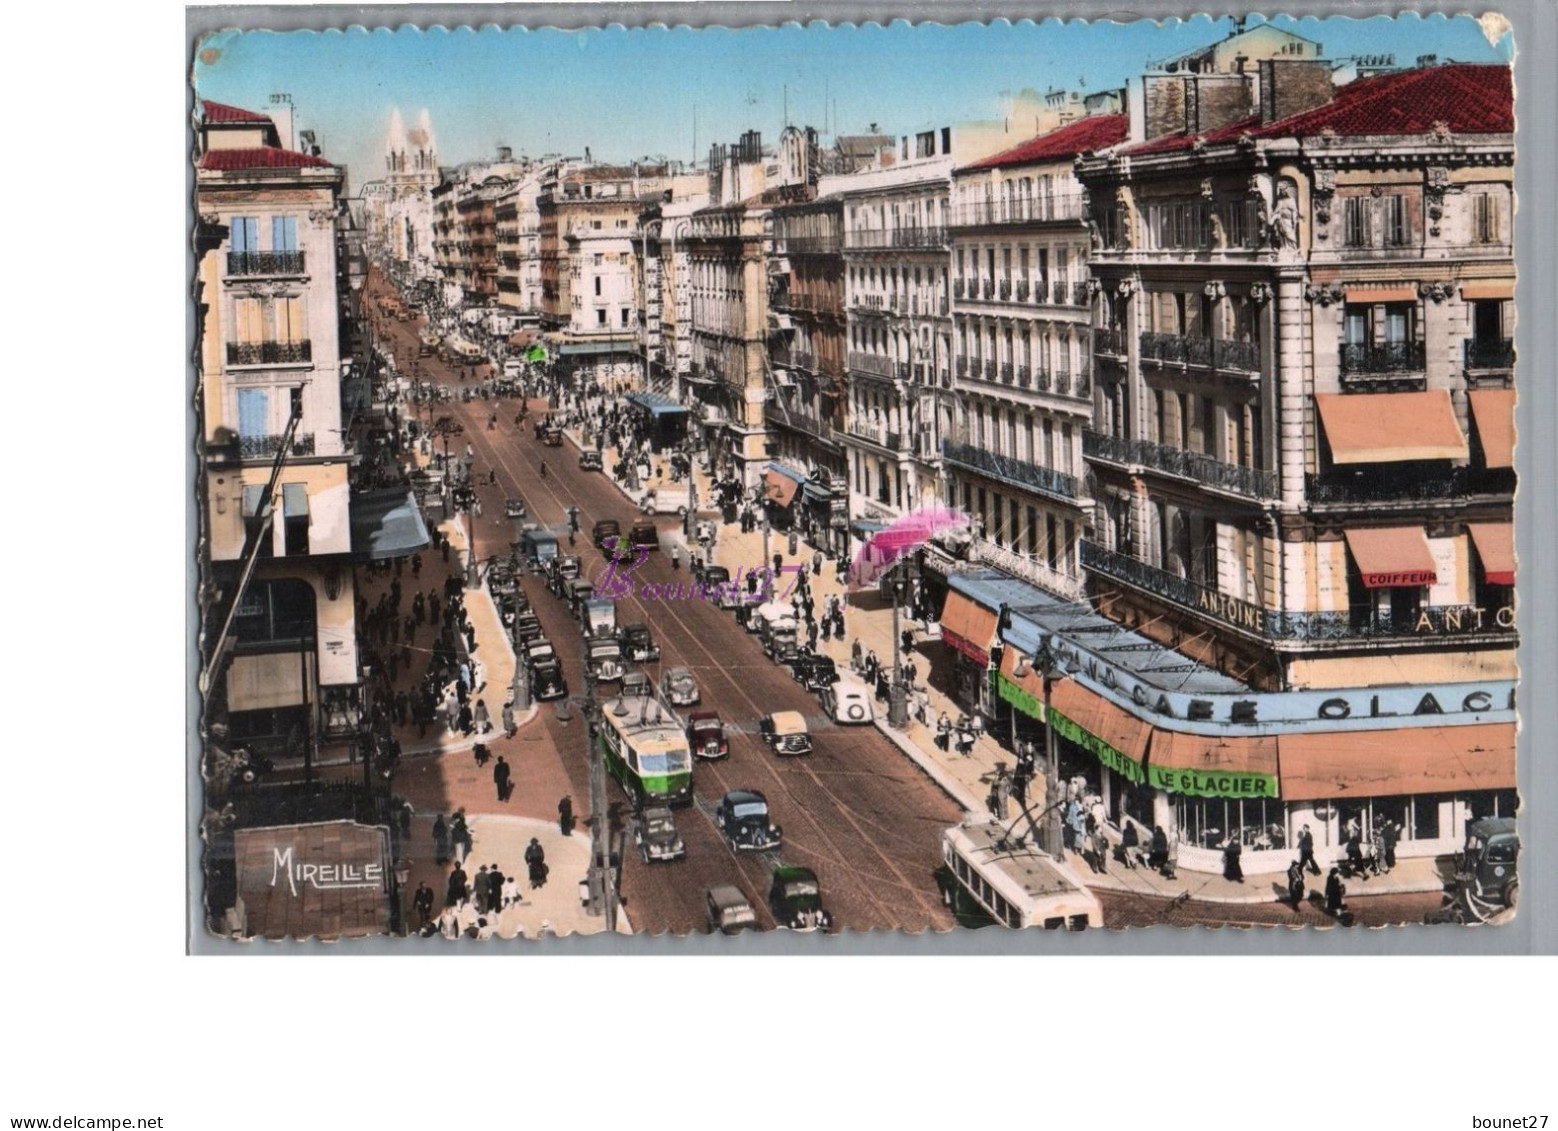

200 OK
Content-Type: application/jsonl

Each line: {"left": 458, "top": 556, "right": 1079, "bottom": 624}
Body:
{"left": 822, "top": 678, "right": 874, "bottom": 725}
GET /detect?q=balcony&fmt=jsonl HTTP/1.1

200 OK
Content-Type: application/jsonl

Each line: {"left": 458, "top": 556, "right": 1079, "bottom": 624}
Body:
{"left": 1140, "top": 331, "right": 1260, "bottom": 375}
{"left": 1463, "top": 338, "right": 1514, "bottom": 372}
{"left": 845, "top": 226, "right": 948, "bottom": 251}
{"left": 844, "top": 418, "right": 907, "bottom": 451}
{"left": 980, "top": 279, "right": 995, "bottom": 301}
{"left": 227, "top": 340, "right": 313, "bottom": 366}
{"left": 956, "top": 357, "right": 969, "bottom": 377}
{"left": 847, "top": 351, "right": 899, "bottom": 381}
{"left": 983, "top": 359, "right": 998, "bottom": 381}
{"left": 1016, "top": 365, "right": 1031, "bottom": 388}
{"left": 1305, "top": 466, "right": 1516, "bottom": 507}
{"left": 1015, "top": 281, "right": 1030, "bottom": 302}
{"left": 227, "top": 250, "right": 305, "bottom": 276}
{"left": 776, "top": 235, "right": 841, "bottom": 255}
{"left": 971, "top": 537, "right": 1087, "bottom": 601}
{"left": 942, "top": 440, "right": 1085, "bottom": 504}
{"left": 998, "top": 280, "right": 1012, "bottom": 301}
{"left": 1094, "top": 327, "right": 1128, "bottom": 357}
{"left": 765, "top": 403, "right": 835, "bottom": 442}
{"left": 949, "top": 196, "right": 1085, "bottom": 228}
{"left": 1084, "top": 431, "right": 1277, "bottom": 501}
{"left": 1339, "top": 341, "right": 1426, "bottom": 389}
{"left": 238, "top": 432, "right": 316, "bottom": 460}
{"left": 1000, "top": 362, "right": 1014, "bottom": 384}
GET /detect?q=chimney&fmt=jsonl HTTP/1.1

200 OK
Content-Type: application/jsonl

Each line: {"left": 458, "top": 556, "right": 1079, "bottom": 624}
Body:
{"left": 497, "top": 145, "right": 513, "bottom": 162}
{"left": 584, "top": 146, "right": 592, "bottom": 164}
{"left": 1128, "top": 76, "right": 1147, "bottom": 143}
{"left": 1258, "top": 59, "right": 1335, "bottom": 125}
{"left": 1416, "top": 53, "right": 1438, "bottom": 68}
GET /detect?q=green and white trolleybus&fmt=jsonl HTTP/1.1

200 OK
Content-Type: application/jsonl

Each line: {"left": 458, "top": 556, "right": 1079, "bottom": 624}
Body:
{"left": 597, "top": 696, "right": 694, "bottom": 808}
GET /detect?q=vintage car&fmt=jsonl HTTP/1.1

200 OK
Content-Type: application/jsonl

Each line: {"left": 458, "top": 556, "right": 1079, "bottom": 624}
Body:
{"left": 504, "top": 496, "right": 526, "bottom": 520}
{"left": 523, "top": 638, "right": 556, "bottom": 668}
{"left": 714, "top": 790, "right": 782, "bottom": 853}
{"left": 628, "top": 519, "right": 660, "bottom": 552}
{"left": 619, "top": 670, "right": 651, "bottom": 699}
{"left": 546, "top": 554, "right": 581, "bottom": 595}
{"left": 759, "top": 711, "right": 813, "bottom": 756}
{"left": 502, "top": 358, "right": 524, "bottom": 379}
{"left": 540, "top": 426, "right": 564, "bottom": 447}
{"left": 660, "top": 665, "right": 700, "bottom": 707}
{"left": 585, "top": 639, "right": 624, "bottom": 684}
{"left": 591, "top": 519, "right": 622, "bottom": 553}
{"left": 529, "top": 656, "right": 569, "bottom": 701}
{"left": 513, "top": 611, "right": 546, "bottom": 648}
{"left": 686, "top": 711, "right": 728, "bottom": 760}
{"left": 619, "top": 623, "right": 660, "bottom": 663}
{"left": 582, "top": 598, "right": 618, "bottom": 640}
{"left": 821, "top": 677, "right": 874, "bottom": 725}
{"left": 579, "top": 449, "right": 603, "bottom": 472}
{"left": 1458, "top": 816, "right": 1520, "bottom": 910}
{"left": 520, "top": 527, "right": 559, "bottom": 574}
{"left": 637, "top": 490, "right": 698, "bottom": 518}
{"left": 564, "top": 577, "right": 596, "bottom": 619}
{"left": 706, "top": 884, "right": 757, "bottom": 935}
{"left": 768, "top": 865, "right": 832, "bottom": 933}
{"left": 791, "top": 652, "right": 839, "bottom": 692}
{"left": 633, "top": 807, "right": 686, "bottom": 864}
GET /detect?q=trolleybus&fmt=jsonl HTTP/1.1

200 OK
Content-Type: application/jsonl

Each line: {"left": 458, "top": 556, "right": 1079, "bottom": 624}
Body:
{"left": 597, "top": 696, "right": 694, "bottom": 809}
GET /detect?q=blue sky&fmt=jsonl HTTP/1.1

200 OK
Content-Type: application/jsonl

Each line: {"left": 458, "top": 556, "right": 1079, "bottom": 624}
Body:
{"left": 192, "top": 14, "right": 1511, "bottom": 193}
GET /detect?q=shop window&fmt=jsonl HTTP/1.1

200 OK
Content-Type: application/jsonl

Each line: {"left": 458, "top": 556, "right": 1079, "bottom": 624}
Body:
{"left": 1176, "top": 796, "right": 1288, "bottom": 850}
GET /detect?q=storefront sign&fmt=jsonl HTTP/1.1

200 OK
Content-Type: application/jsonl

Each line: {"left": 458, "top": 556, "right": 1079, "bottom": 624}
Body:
{"left": 1362, "top": 569, "right": 1437, "bottom": 588}
{"left": 1047, "top": 708, "right": 1145, "bottom": 785}
{"left": 269, "top": 845, "right": 383, "bottom": 898}
{"left": 1193, "top": 588, "right": 1267, "bottom": 633}
{"left": 944, "top": 630, "right": 990, "bottom": 667}
{"left": 997, "top": 674, "right": 1041, "bottom": 721}
{"left": 1146, "top": 764, "right": 1278, "bottom": 800}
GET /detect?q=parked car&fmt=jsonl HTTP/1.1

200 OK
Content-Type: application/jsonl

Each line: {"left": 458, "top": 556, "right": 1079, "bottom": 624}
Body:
{"left": 564, "top": 577, "right": 595, "bottom": 619}
{"left": 585, "top": 639, "right": 624, "bottom": 684}
{"left": 714, "top": 790, "right": 782, "bottom": 852}
{"left": 502, "top": 358, "right": 524, "bottom": 380}
{"left": 686, "top": 711, "right": 728, "bottom": 760}
{"left": 530, "top": 656, "right": 568, "bottom": 701}
{"left": 706, "top": 884, "right": 757, "bottom": 934}
{"left": 620, "top": 670, "right": 651, "bottom": 698}
{"left": 638, "top": 490, "right": 697, "bottom": 518}
{"left": 541, "top": 427, "right": 564, "bottom": 447}
{"left": 579, "top": 449, "right": 603, "bottom": 471}
{"left": 1457, "top": 816, "right": 1520, "bottom": 910}
{"left": 791, "top": 652, "right": 839, "bottom": 692}
{"left": 619, "top": 623, "right": 660, "bottom": 663}
{"left": 628, "top": 519, "right": 659, "bottom": 552}
{"left": 633, "top": 807, "right": 686, "bottom": 864}
{"left": 546, "top": 554, "right": 580, "bottom": 595}
{"left": 504, "top": 497, "right": 526, "bottom": 520}
{"left": 768, "top": 865, "right": 832, "bottom": 932}
{"left": 514, "top": 611, "right": 545, "bottom": 647}
{"left": 520, "top": 527, "right": 559, "bottom": 574}
{"left": 582, "top": 598, "right": 618, "bottom": 640}
{"left": 758, "top": 711, "right": 813, "bottom": 756}
{"left": 660, "top": 665, "right": 699, "bottom": 707}
{"left": 821, "top": 678, "right": 874, "bottom": 726}
{"left": 591, "top": 519, "right": 622, "bottom": 553}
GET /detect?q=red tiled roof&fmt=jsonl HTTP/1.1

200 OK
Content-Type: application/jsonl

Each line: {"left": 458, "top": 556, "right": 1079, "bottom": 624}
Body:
{"left": 962, "top": 113, "right": 1129, "bottom": 171}
{"left": 199, "top": 147, "right": 335, "bottom": 171}
{"left": 1126, "top": 63, "right": 1512, "bottom": 156}
{"left": 201, "top": 100, "right": 274, "bottom": 126}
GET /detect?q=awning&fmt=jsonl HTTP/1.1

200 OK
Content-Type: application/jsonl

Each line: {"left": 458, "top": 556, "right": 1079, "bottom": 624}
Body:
{"left": 1276, "top": 722, "right": 1515, "bottom": 801}
{"left": 1461, "top": 281, "right": 1514, "bottom": 301}
{"left": 1344, "top": 285, "right": 1418, "bottom": 303}
{"left": 558, "top": 340, "right": 636, "bottom": 357}
{"left": 1343, "top": 527, "right": 1438, "bottom": 588}
{"left": 939, "top": 590, "right": 999, "bottom": 666}
{"left": 1146, "top": 729, "right": 1279, "bottom": 800}
{"left": 1316, "top": 390, "right": 1468, "bottom": 464}
{"left": 1047, "top": 679, "right": 1149, "bottom": 785}
{"left": 996, "top": 644, "right": 1047, "bottom": 721}
{"left": 507, "top": 330, "right": 537, "bottom": 348}
{"left": 802, "top": 482, "right": 834, "bottom": 504}
{"left": 1467, "top": 388, "right": 1515, "bottom": 469}
{"left": 351, "top": 488, "right": 432, "bottom": 561}
{"left": 234, "top": 821, "right": 392, "bottom": 941}
{"left": 1467, "top": 523, "right": 1515, "bottom": 586}
{"left": 282, "top": 483, "right": 309, "bottom": 518}
{"left": 762, "top": 468, "right": 800, "bottom": 508}
{"left": 850, "top": 519, "right": 887, "bottom": 537}
{"left": 626, "top": 392, "right": 691, "bottom": 418}
{"left": 241, "top": 485, "right": 272, "bottom": 519}
{"left": 227, "top": 651, "right": 305, "bottom": 711}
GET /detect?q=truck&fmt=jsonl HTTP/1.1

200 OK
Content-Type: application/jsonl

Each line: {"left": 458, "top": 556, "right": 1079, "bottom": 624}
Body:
{"left": 582, "top": 598, "right": 618, "bottom": 641}
{"left": 753, "top": 601, "right": 799, "bottom": 662}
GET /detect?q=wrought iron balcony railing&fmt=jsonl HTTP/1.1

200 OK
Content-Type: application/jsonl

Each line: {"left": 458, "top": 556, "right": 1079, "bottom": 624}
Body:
{"left": 1016, "top": 365, "right": 1031, "bottom": 388}
{"left": 953, "top": 279, "right": 967, "bottom": 299}
{"left": 1016, "top": 281, "right": 1030, "bottom": 301}
{"left": 238, "top": 432, "right": 316, "bottom": 460}
{"left": 949, "top": 196, "right": 1085, "bottom": 227}
{"left": 845, "top": 226, "right": 948, "bottom": 250}
{"left": 1085, "top": 431, "right": 1277, "bottom": 500}
{"left": 942, "top": 440, "right": 1084, "bottom": 503}
{"left": 847, "top": 351, "right": 899, "bottom": 380}
{"left": 1094, "top": 327, "right": 1128, "bottom": 357}
{"left": 1463, "top": 338, "right": 1514, "bottom": 370}
{"left": 1340, "top": 340, "right": 1426, "bottom": 375}
{"left": 227, "top": 251, "right": 305, "bottom": 276}
{"left": 1305, "top": 467, "right": 1517, "bottom": 506}
{"left": 227, "top": 340, "right": 313, "bottom": 366}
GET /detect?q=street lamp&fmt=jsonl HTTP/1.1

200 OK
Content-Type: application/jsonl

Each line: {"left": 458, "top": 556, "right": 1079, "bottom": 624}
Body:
{"left": 888, "top": 566, "right": 909, "bottom": 729}
{"left": 1014, "top": 634, "right": 1069, "bottom": 863}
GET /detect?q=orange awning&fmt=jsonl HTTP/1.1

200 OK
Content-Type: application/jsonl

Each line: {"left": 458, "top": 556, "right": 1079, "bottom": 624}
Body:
{"left": 1147, "top": 729, "right": 1280, "bottom": 800}
{"left": 1467, "top": 388, "right": 1515, "bottom": 469}
{"left": 1343, "top": 527, "right": 1438, "bottom": 588}
{"left": 1049, "top": 679, "right": 1153, "bottom": 780}
{"left": 1316, "top": 390, "right": 1468, "bottom": 464}
{"left": 999, "top": 643, "right": 1046, "bottom": 699}
{"left": 939, "top": 590, "right": 999, "bottom": 664}
{"left": 1276, "top": 723, "right": 1514, "bottom": 801}
{"left": 762, "top": 469, "right": 799, "bottom": 508}
{"left": 1467, "top": 523, "right": 1515, "bottom": 586}
{"left": 1461, "top": 281, "right": 1515, "bottom": 301}
{"left": 1344, "top": 285, "right": 1418, "bottom": 303}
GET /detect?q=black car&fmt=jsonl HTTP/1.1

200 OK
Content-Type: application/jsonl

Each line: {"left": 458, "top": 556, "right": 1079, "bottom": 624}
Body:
{"left": 791, "top": 652, "right": 839, "bottom": 692}
{"left": 628, "top": 519, "right": 659, "bottom": 552}
{"left": 714, "top": 790, "right": 782, "bottom": 853}
{"left": 579, "top": 450, "right": 603, "bottom": 471}
{"left": 592, "top": 519, "right": 622, "bottom": 553}
{"left": 541, "top": 427, "right": 564, "bottom": 447}
{"left": 619, "top": 623, "right": 660, "bottom": 663}
{"left": 633, "top": 807, "right": 686, "bottom": 864}
{"left": 514, "top": 611, "right": 545, "bottom": 647}
{"left": 529, "top": 657, "right": 569, "bottom": 701}
{"left": 768, "top": 865, "right": 832, "bottom": 932}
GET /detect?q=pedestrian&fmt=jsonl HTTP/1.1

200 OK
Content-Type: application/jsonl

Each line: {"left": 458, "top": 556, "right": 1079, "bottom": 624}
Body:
{"left": 558, "top": 795, "right": 574, "bottom": 836}
{"left": 1223, "top": 834, "right": 1245, "bottom": 884}
{"left": 1090, "top": 822, "right": 1109, "bottom": 874}
{"left": 901, "top": 627, "right": 914, "bottom": 655}
{"left": 493, "top": 754, "right": 511, "bottom": 802}
{"left": 412, "top": 882, "right": 435, "bottom": 928}
{"left": 1325, "top": 866, "right": 1348, "bottom": 919}
{"left": 474, "top": 865, "right": 491, "bottom": 914}
{"left": 1119, "top": 822, "right": 1140, "bottom": 869}
{"left": 398, "top": 800, "right": 414, "bottom": 840}
{"left": 447, "top": 862, "right": 469, "bottom": 909}
{"left": 1148, "top": 825, "right": 1169, "bottom": 873}
{"left": 1371, "top": 821, "right": 1389, "bottom": 876}
{"left": 524, "top": 838, "right": 548, "bottom": 888}
{"left": 807, "top": 619, "right": 819, "bottom": 650}
{"left": 1298, "top": 824, "right": 1321, "bottom": 875}
{"left": 429, "top": 593, "right": 441, "bottom": 625}
{"left": 458, "top": 702, "right": 474, "bottom": 736}
{"left": 451, "top": 810, "right": 472, "bottom": 864}
{"left": 1344, "top": 823, "right": 1368, "bottom": 880}
{"left": 432, "top": 814, "right": 449, "bottom": 865}
{"left": 1286, "top": 859, "right": 1307, "bottom": 910}
{"left": 671, "top": 545, "right": 681, "bottom": 571}
{"left": 473, "top": 698, "right": 491, "bottom": 735}
{"left": 1382, "top": 819, "right": 1400, "bottom": 871}
{"left": 444, "top": 690, "right": 460, "bottom": 734}
{"left": 812, "top": 549, "right": 823, "bottom": 576}
{"left": 502, "top": 700, "right": 516, "bottom": 738}
{"left": 473, "top": 741, "right": 490, "bottom": 768}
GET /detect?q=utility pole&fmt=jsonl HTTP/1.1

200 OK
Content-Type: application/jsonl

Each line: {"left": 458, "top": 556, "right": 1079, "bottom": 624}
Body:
{"left": 583, "top": 672, "right": 616, "bottom": 930}
{"left": 888, "top": 559, "right": 908, "bottom": 728}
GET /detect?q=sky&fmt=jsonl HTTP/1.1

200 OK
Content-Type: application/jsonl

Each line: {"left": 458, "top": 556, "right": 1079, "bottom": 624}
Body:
{"left": 192, "top": 14, "right": 1512, "bottom": 194}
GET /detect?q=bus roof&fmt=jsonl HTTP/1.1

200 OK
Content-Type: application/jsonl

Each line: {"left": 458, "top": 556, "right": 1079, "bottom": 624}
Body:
{"left": 945, "top": 822, "right": 1082, "bottom": 902}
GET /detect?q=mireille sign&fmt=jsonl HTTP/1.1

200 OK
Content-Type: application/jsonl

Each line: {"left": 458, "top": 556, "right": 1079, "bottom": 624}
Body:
{"left": 270, "top": 845, "right": 384, "bottom": 898}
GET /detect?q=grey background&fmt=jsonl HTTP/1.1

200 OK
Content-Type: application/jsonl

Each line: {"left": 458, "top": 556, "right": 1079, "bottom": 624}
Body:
{"left": 187, "top": 0, "right": 1557, "bottom": 955}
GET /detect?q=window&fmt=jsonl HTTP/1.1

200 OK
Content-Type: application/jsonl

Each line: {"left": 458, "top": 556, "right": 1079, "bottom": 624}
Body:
{"left": 271, "top": 216, "right": 297, "bottom": 252}
{"left": 237, "top": 388, "right": 269, "bottom": 438}
{"left": 620, "top": 307, "right": 630, "bottom": 327}
{"left": 596, "top": 309, "right": 607, "bottom": 326}
{"left": 1383, "top": 194, "right": 1409, "bottom": 247}
{"left": 1474, "top": 194, "right": 1503, "bottom": 245}
{"left": 1343, "top": 197, "right": 1370, "bottom": 248}
{"left": 232, "top": 216, "right": 259, "bottom": 253}
{"left": 1026, "top": 506, "right": 1038, "bottom": 555}
{"left": 282, "top": 483, "right": 310, "bottom": 556}
{"left": 594, "top": 277, "right": 602, "bottom": 297}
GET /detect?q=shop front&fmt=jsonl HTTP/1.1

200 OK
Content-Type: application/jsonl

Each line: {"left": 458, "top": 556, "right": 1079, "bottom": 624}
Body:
{"left": 938, "top": 584, "right": 1001, "bottom": 719}
{"left": 625, "top": 391, "right": 691, "bottom": 452}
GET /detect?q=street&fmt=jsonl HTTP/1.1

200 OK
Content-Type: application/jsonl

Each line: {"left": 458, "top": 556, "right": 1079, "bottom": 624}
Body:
{"left": 368, "top": 275, "right": 963, "bottom": 934}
